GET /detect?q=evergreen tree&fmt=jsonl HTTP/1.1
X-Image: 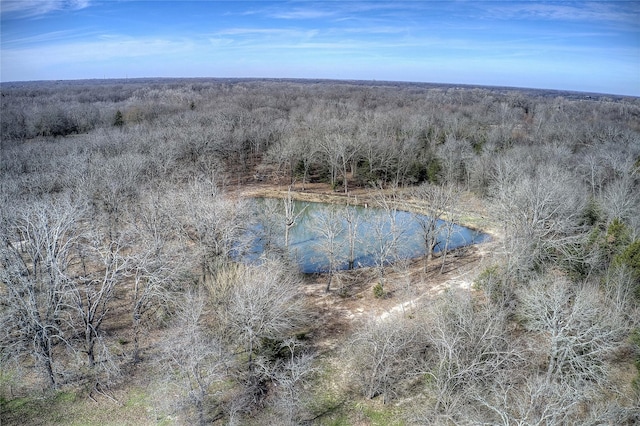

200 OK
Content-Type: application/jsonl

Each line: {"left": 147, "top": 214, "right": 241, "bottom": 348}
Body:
{"left": 113, "top": 110, "right": 124, "bottom": 126}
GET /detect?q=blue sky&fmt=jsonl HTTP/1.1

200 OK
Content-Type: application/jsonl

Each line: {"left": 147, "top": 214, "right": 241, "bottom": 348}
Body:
{"left": 1, "top": 1, "right": 638, "bottom": 95}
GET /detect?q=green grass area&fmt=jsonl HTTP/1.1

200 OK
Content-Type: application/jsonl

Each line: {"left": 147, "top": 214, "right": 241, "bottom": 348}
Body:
{"left": 359, "top": 404, "right": 406, "bottom": 426}
{"left": 1, "top": 391, "right": 75, "bottom": 425}
{"left": 1, "top": 388, "right": 159, "bottom": 426}
{"left": 318, "top": 412, "right": 350, "bottom": 426}
{"left": 312, "top": 400, "right": 406, "bottom": 426}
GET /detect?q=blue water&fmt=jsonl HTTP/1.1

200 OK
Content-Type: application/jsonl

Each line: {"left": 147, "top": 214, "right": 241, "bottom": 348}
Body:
{"left": 241, "top": 199, "right": 489, "bottom": 273}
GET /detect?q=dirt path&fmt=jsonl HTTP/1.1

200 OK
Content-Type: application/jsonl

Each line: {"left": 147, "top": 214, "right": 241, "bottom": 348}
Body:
{"left": 295, "top": 237, "right": 501, "bottom": 352}
{"left": 377, "top": 268, "right": 476, "bottom": 321}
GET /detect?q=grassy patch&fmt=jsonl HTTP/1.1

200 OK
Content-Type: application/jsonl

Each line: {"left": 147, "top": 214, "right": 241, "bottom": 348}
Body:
{"left": 2, "top": 396, "right": 30, "bottom": 413}
{"left": 318, "top": 411, "right": 351, "bottom": 426}
{"left": 0, "top": 387, "right": 160, "bottom": 426}
{"left": 362, "top": 409, "right": 405, "bottom": 426}
{"left": 308, "top": 390, "right": 346, "bottom": 423}
{"left": 124, "top": 388, "right": 148, "bottom": 408}
{"left": 1, "top": 391, "right": 75, "bottom": 425}
{"left": 359, "top": 402, "right": 406, "bottom": 426}
{"left": 303, "top": 357, "right": 352, "bottom": 425}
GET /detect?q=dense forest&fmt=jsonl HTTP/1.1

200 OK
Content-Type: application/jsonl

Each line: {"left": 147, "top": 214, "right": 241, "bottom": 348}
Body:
{"left": 1, "top": 78, "right": 639, "bottom": 425}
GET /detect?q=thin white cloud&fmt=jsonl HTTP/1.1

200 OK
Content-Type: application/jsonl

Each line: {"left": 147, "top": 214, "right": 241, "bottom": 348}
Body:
{"left": 215, "top": 28, "right": 315, "bottom": 37}
{"left": 1, "top": 0, "right": 91, "bottom": 18}
{"left": 240, "top": 2, "right": 336, "bottom": 20}
{"left": 210, "top": 27, "right": 320, "bottom": 47}
{"left": 485, "top": 2, "right": 639, "bottom": 25}
{"left": 208, "top": 38, "right": 234, "bottom": 47}
{"left": 1, "top": 28, "right": 97, "bottom": 47}
{"left": 248, "top": 1, "right": 424, "bottom": 21}
{"left": 339, "top": 26, "right": 408, "bottom": 35}
{"left": 3, "top": 25, "right": 620, "bottom": 69}
{"left": 270, "top": 8, "right": 336, "bottom": 20}
{"left": 3, "top": 35, "right": 194, "bottom": 64}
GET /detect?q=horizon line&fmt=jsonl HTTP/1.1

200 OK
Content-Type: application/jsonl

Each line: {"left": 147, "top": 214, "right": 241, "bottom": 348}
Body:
{"left": 1, "top": 76, "right": 637, "bottom": 99}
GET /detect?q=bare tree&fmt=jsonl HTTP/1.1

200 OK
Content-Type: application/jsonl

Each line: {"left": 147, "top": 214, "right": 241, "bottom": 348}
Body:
{"left": 282, "top": 187, "right": 308, "bottom": 248}
{"left": 345, "top": 316, "right": 424, "bottom": 403}
{"left": 177, "top": 178, "right": 249, "bottom": 283}
{"left": 84, "top": 149, "right": 142, "bottom": 241}
{"left": 579, "top": 152, "right": 610, "bottom": 198}
{"left": 413, "top": 183, "right": 458, "bottom": 272}
{"left": 474, "top": 326, "right": 639, "bottom": 426}
{"left": 475, "top": 373, "right": 586, "bottom": 425}
{"left": 518, "top": 274, "right": 632, "bottom": 387}
{"left": 250, "top": 197, "right": 285, "bottom": 257}
{"left": 436, "top": 136, "right": 473, "bottom": 187}
{"left": 67, "top": 230, "right": 129, "bottom": 383}
{"left": 417, "top": 292, "right": 522, "bottom": 423}
{"left": 601, "top": 172, "right": 640, "bottom": 229}
{"left": 344, "top": 197, "right": 362, "bottom": 270}
{"left": 319, "top": 125, "right": 358, "bottom": 193}
{"left": 438, "top": 219, "right": 459, "bottom": 274}
{"left": 226, "top": 262, "right": 306, "bottom": 366}
{"left": 358, "top": 122, "right": 389, "bottom": 184}
{"left": 0, "top": 196, "right": 83, "bottom": 388}
{"left": 369, "top": 189, "right": 404, "bottom": 288}
{"left": 491, "top": 164, "right": 586, "bottom": 278}
{"left": 310, "top": 204, "right": 346, "bottom": 292}
{"left": 603, "top": 264, "right": 639, "bottom": 315}
{"left": 256, "top": 340, "right": 316, "bottom": 425}
{"left": 196, "top": 261, "right": 309, "bottom": 416}
{"left": 265, "top": 123, "right": 320, "bottom": 187}
{"left": 163, "top": 290, "right": 231, "bottom": 426}
{"left": 264, "top": 130, "right": 298, "bottom": 184}
{"left": 204, "top": 261, "right": 307, "bottom": 381}
{"left": 128, "top": 194, "right": 184, "bottom": 363}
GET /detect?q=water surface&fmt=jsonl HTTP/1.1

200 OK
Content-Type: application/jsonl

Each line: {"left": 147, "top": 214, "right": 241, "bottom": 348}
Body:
{"left": 244, "top": 198, "right": 489, "bottom": 273}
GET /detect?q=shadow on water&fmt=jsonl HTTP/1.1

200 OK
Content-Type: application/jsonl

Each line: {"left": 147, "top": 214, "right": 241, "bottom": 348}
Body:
{"left": 239, "top": 198, "right": 490, "bottom": 273}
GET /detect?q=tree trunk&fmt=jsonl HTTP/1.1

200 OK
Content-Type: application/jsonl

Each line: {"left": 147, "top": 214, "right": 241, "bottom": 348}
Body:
{"left": 285, "top": 224, "right": 291, "bottom": 247}
{"left": 196, "top": 395, "right": 206, "bottom": 426}
{"left": 343, "top": 162, "right": 349, "bottom": 194}
{"left": 424, "top": 237, "right": 436, "bottom": 273}
{"left": 440, "top": 225, "right": 453, "bottom": 274}
{"left": 133, "top": 314, "right": 142, "bottom": 363}
{"left": 86, "top": 326, "right": 96, "bottom": 368}
{"left": 42, "top": 338, "right": 56, "bottom": 388}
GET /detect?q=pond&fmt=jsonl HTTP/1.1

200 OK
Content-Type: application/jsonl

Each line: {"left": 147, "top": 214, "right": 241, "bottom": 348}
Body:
{"left": 242, "top": 198, "right": 489, "bottom": 274}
